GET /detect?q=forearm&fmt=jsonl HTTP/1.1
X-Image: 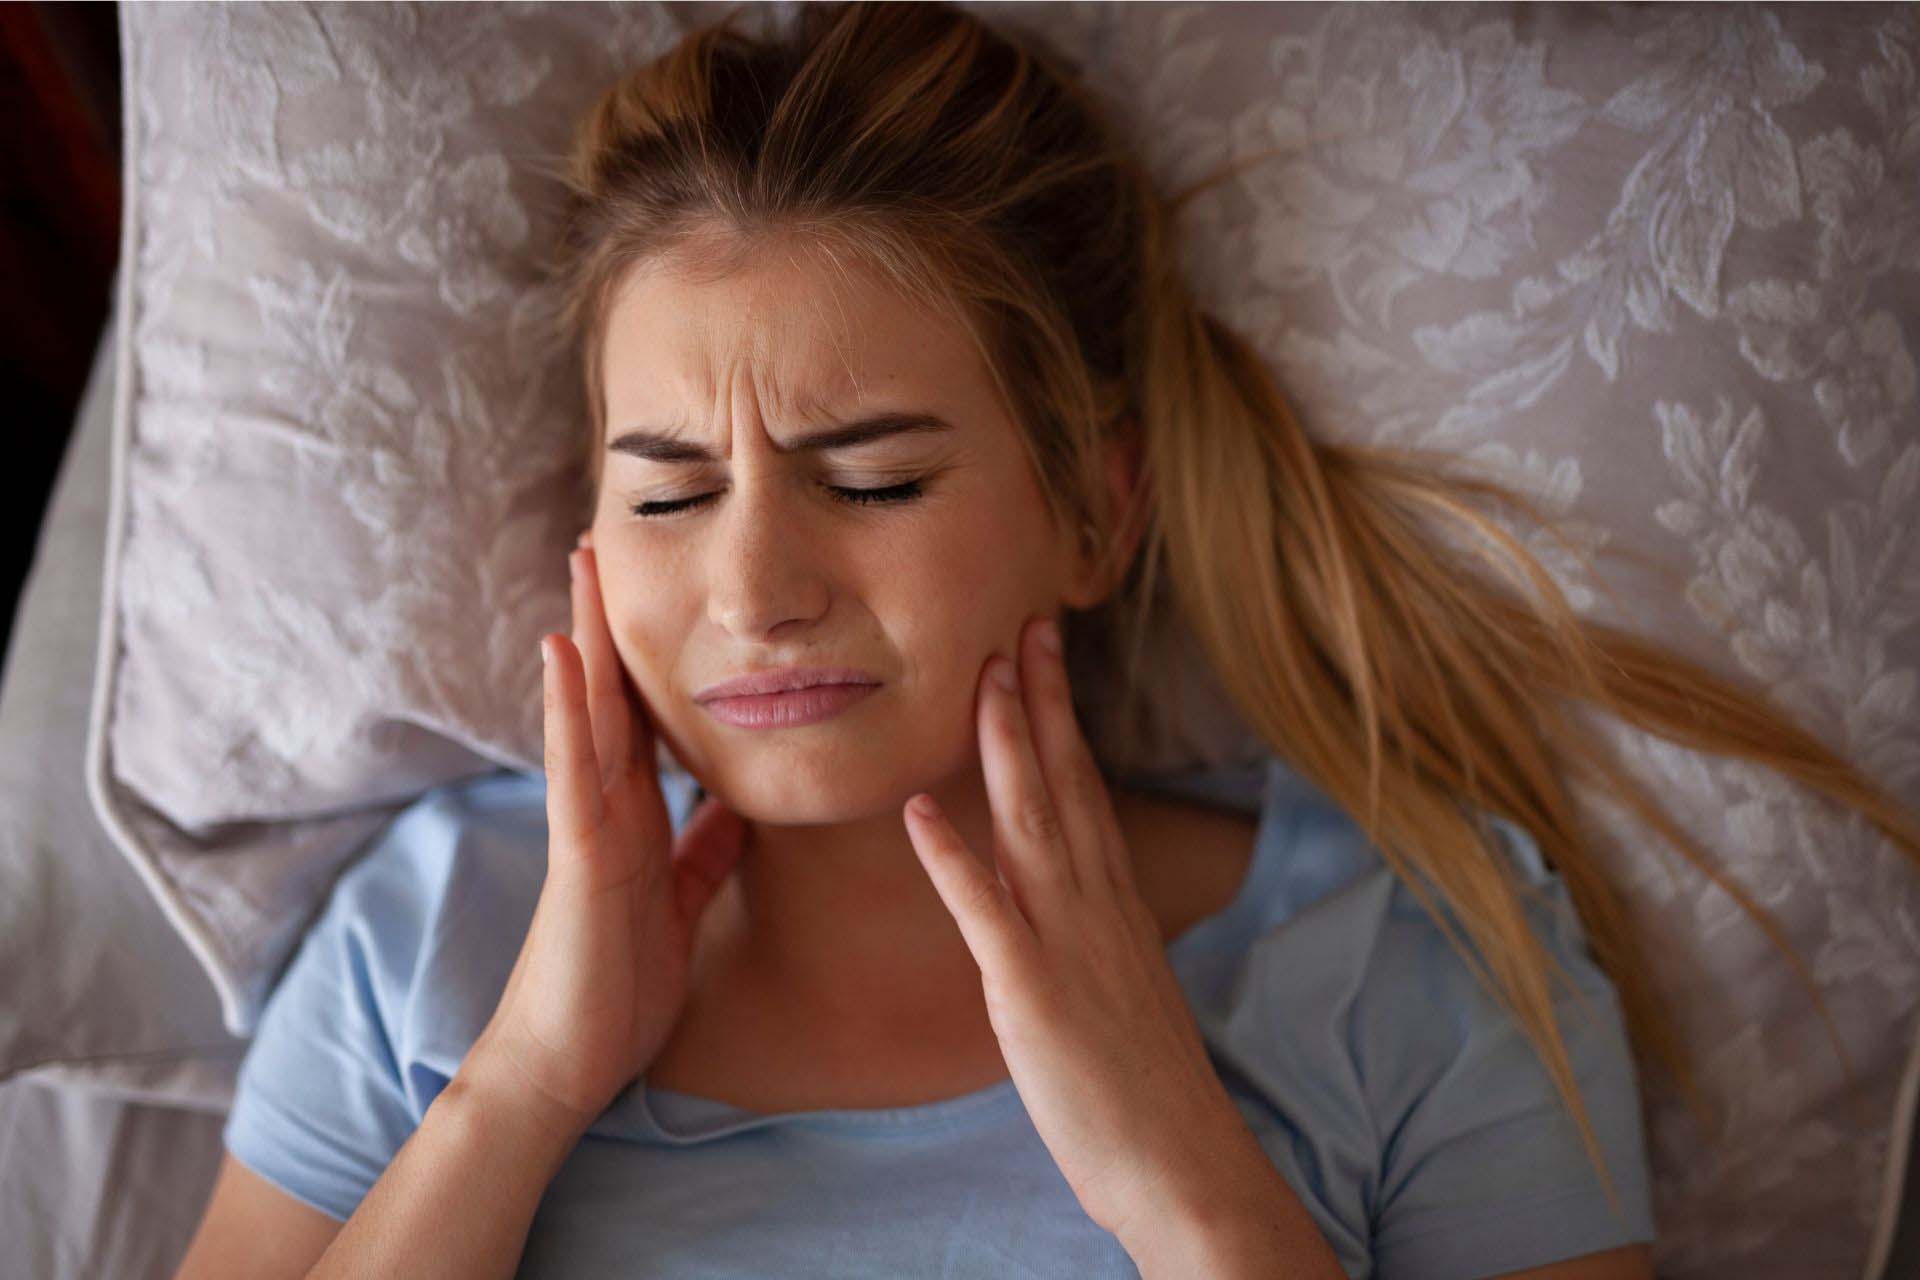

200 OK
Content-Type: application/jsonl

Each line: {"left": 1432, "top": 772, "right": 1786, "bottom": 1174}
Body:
{"left": 307, "top": 1051, "right": 587, "bottom": 1280}
{"left": 1118, "top": 1119, "right": 1346, "bottom": 1279}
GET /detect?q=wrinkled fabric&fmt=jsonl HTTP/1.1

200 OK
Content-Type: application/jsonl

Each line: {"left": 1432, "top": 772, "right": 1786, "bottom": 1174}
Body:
{"left": 223, "top": 757, "right": 1654, "bottom": 1277}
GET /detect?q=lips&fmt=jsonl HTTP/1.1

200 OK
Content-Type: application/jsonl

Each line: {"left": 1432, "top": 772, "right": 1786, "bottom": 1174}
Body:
{"left": 698, "top": 681, "right": 879, "bottom": 729}
{"left": 693, "top": 666, "right": 881, "bottom": 702}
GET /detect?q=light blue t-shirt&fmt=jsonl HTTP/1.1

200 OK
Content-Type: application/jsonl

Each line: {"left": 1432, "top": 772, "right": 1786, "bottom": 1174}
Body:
{"left": 222, "top": 756, "right": 1656, "bottom": 1278}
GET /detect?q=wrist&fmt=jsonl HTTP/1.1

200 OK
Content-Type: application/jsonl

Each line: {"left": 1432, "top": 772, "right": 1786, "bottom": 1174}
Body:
{"left": 446, "top": 1047, "right": 597, "bottom": 1168}
{"left": 1115, "top": 1120, "right": 1344, "bottom": 1279}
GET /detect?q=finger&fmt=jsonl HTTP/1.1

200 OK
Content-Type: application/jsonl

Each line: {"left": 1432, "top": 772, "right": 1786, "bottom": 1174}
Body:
{"left": 902, "top": 792, "right": 1036, "bottom": 981}
{"left": 570, "top": 544, "right": 638, "bottom": 789}
{"left": 671, "top": 795, "right": 749, "bottom": 924}
{"left": 1019, "top": 614, "right": 1128, "bottom": 898}
{"left": 541, "top": 634, "right": 605, "bottom": 855}
{"left": 978, "top": 649, "right": 1079, "bottom": 902}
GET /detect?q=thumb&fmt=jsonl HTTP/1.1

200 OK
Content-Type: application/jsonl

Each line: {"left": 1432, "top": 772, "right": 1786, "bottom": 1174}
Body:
{"left": 670, "top": 795, "right": 748, "bottom": 924}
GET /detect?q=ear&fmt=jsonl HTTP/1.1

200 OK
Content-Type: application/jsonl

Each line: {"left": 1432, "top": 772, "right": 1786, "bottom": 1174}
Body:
{"left": 1060, "top": 425, "right": 1148, "bottom": 611}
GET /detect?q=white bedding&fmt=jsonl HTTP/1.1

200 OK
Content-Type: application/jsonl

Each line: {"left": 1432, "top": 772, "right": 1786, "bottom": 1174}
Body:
{"left": 1, "top": 310, "right": 238, "bottom": 1277}
{"left": 0, "top": 1077, "right": 225, "bottom": 1280}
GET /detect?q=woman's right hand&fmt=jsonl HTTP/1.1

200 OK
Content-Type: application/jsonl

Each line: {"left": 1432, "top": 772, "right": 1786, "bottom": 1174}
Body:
{"left": 466, "top": 531, "right": 747, "bottom": 1142}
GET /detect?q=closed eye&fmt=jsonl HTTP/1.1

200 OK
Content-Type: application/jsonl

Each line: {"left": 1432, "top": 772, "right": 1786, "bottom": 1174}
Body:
{"left": 629, "top": 480, "right": 926, "bottom": 519}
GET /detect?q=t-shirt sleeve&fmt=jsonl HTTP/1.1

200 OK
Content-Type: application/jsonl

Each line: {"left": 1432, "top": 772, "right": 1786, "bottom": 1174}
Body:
{"left": 218, "top": 764, "right": 702, "bottom": 1224}
{"left": 220, "top": 802, "right": 448, "bottom": 1223}
{"left": 1356, "top": 818, "right": 1658, "bottom": 1279}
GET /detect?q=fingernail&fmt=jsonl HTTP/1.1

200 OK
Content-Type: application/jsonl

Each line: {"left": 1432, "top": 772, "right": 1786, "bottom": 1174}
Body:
{"left": 1036, "top": 618, "right": 1061, "bottom": 656}
{"left": 991, "top": 656, "right": 1018, "bottom": 693}
{"left": 568, "top": 549, "right": 580, "bottom": 581}
{"left": 577, "top": 529, "right": 591, "bottom": 549}
{"left": 540, "top": 637, "right": 552, "bottom": 666}
{"left": 909, "top": 793, "right": 940, "bottom": 819}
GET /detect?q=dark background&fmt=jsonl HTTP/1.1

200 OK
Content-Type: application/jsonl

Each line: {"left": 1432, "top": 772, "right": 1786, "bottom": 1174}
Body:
{"left": 1, "top": 2, "right": 121, "bottom": 674}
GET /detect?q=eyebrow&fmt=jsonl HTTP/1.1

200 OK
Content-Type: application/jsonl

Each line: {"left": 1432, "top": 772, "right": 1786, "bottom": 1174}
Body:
{"left": 606, "top": 412, "right": 955, "bottom": 463}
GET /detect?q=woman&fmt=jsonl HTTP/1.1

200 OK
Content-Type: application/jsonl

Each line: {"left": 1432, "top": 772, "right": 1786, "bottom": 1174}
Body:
{"left": 177, "top": 3, "right": 1919, "bottom": 1277}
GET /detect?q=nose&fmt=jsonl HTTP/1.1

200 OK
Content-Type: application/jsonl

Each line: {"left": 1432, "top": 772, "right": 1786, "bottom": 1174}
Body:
{"left": 704, "top": 476, "right": 832, "bottom": 641}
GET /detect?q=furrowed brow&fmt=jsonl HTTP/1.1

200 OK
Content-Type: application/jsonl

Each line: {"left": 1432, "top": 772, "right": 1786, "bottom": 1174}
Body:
{"left": 606, "top": 412, "right": 954, "bottom": 463}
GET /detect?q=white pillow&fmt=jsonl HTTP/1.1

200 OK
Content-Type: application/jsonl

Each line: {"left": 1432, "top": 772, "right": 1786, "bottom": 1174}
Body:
{"left": 93, "top": 0, "right": 704, "bottom": 1044}
{"left": 91, "top": 3, "right": 1920, "bottom": 1275}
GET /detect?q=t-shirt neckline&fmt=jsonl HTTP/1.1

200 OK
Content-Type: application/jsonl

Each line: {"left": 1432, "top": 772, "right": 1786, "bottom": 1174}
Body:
{"left": 630, "top": 758, "right": 1286, "bottom": 1141}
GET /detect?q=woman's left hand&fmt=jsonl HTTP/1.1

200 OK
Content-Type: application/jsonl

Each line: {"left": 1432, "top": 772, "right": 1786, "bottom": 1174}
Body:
{"left": 900, "top": 613, "right": 1265, "bottom": 1246}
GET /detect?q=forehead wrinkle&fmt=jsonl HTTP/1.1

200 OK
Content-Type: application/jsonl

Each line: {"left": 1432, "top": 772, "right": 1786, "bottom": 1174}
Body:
{"left": 613, "top": 243, "right": 926, "bottom": 457}
{"left": 757, "top": 269, "right": 871, "bottom": 430}
{"left": 701, "top": 314, "right": 852, "bottom": 461}
{"left": 745, "top": 246, "right": 868, "bottom": 421}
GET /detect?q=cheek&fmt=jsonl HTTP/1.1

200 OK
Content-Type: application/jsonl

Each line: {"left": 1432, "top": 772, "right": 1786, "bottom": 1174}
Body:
{"left": 596, "top": 566, "right": 683, "bottom": 694}
{"left": 933, "top": 472, "right": 1065, "bottom": 625}
{"left": 888, "top": 488, "right": 1056, "bottom": 693}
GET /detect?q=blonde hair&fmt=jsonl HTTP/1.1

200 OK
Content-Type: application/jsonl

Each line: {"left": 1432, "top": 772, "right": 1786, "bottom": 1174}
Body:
{"left": 541, "top": 0, "right": 1920, "bottom": 1227}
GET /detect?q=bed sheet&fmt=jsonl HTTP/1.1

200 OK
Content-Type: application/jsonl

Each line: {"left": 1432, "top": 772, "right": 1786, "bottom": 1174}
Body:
{"left": 0, "top": 1076, "right": 225, "bottom": 1280}
{"left": 0, "top": 277, "right": 244, "bottom": 1100}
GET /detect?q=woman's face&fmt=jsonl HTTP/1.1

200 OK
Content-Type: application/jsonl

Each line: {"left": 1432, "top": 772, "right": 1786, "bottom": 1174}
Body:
{"left": 590, "top": 245, "right": 1100, "bottom": 824}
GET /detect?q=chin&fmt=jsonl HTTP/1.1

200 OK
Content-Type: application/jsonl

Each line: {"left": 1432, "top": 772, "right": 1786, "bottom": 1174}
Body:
{"left": 691, "top": 733, "right": 966, "bottom": 828}
{"left": 726, "top": 775, "right": 901, "bottom": 828}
